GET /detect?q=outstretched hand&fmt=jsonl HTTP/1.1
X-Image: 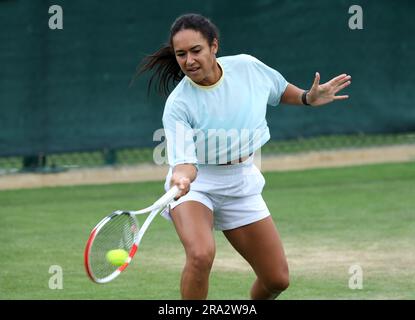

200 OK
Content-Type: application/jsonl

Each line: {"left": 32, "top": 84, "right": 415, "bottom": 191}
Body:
{"left": 307, "top": 73, "right": 351, "bottom": 106}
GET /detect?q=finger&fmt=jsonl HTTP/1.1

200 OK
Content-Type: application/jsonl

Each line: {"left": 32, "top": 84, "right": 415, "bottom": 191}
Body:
{"left": 331, "top": 74, "right": 351, "bottom": 86}
{"left": 178, "top": 177, "right": 189, "bottom": 189}
{"left": 312, "top": 72, "right": 320, "bottom": 88}
{"left": 174, "top": 185, "right": 188, "bottom": 200}
{"left": 337, "top": 75, "right": 352, "bottom": 85}
{"left": 178, "top": 177, "right": 191, "bottom": 197}
{"left": 334, "top": 80, "right": 351, "bottom": 93}
{"left": 333, "top": 95, "right": 349, "bottom": 100}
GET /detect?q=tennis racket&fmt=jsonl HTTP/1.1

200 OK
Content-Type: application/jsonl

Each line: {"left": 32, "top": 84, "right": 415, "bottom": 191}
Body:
{"left": 84, "top": 185, "right": 179, "bottom": 284}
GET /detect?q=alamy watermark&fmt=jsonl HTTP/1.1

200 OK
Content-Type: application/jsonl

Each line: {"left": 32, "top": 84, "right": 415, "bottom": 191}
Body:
{"left": 348, "top": 264, "right": 363, "bottom": 289}
{"left": 48, "top": 5, "right": 63, "bottom": 30}
{"left": 152, "top": 122, "right": 263, "bottom": 170}
{"left": 348, "top": 5, "right": 363, "bottom": 30}
{"left": 48, "top": 265, "right": 63, "bottom": 289}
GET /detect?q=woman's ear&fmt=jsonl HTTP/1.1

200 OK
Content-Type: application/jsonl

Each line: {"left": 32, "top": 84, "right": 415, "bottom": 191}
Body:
{"left": 211, "top": 38, "right": 219, "bottom": 55}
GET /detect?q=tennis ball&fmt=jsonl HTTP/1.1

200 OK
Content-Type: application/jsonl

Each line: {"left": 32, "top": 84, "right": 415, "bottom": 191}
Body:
{"left": 106, "top": 249, "right": 129, "bottom": 266}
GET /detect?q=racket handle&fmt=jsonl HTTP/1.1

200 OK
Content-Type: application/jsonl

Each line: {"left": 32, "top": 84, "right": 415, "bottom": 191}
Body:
{"left": 153, "top": 185, "right": 180, "bottom": 208}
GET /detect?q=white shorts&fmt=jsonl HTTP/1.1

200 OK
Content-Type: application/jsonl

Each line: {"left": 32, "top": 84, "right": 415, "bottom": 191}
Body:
{"left": 162, "top": 157, "right": 270, "bottom": 231}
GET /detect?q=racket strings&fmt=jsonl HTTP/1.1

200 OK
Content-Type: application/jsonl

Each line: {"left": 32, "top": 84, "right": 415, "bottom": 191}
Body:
{"left": 89, "top": 213, "right": 138, "bottom": 280}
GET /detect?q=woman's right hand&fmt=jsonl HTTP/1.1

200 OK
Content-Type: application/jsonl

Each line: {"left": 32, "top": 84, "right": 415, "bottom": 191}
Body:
{"left": 170, "top": 164, "right": 197, "bottom": 200}
{"left": 171, "top": 175, "right": 191, "bottom": 200}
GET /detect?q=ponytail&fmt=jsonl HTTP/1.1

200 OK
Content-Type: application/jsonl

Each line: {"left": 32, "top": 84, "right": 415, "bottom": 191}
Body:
{"left": 131, "top": 45, "right": 184, "bottom": 96}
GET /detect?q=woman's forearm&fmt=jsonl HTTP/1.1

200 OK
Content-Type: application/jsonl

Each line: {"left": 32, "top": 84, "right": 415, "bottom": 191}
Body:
{"left": 280, "top": 83, "right": 308, "bottom": 105}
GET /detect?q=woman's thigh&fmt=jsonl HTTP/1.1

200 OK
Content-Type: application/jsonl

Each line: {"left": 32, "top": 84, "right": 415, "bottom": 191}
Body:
{"left": 223, "top": 216, "right": 288, "bottom": 282}
{"left": 171, "top": 201, "right": 216, "bottom": 257}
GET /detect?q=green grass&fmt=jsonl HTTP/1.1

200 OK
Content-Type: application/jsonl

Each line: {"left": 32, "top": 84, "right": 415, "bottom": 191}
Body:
{"left": 1, "top": 161, "right": 415, "bottom": 299}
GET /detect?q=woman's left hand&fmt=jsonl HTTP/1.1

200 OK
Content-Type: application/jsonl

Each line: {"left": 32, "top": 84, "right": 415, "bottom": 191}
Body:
{"left": 307, "top": 73, "right": 351, "bottom": 106}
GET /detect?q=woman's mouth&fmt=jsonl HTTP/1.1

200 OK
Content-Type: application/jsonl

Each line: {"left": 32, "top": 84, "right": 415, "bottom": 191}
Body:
{"left": 187, "top": 67, "right": 200, "bottom": 75}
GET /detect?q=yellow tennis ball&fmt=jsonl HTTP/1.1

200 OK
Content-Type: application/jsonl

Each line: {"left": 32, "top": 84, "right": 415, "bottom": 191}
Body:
{"left": 106, "top": 249, "right": 129, "bottom": 266}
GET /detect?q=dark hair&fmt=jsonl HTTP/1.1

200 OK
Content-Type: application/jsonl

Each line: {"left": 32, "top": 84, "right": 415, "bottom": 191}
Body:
{"left": 132, "top": 13, "right": 220, "bottom": 96}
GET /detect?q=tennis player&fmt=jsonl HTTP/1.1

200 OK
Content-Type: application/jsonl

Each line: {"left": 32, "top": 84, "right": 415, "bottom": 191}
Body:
{"left": 137, "top": 13, "right": 351, "bottom": 299}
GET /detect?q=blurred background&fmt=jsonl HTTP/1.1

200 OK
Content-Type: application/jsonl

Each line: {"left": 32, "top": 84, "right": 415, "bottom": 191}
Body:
{"left": 0, "top": 0, "right": 414, "bottom": 177}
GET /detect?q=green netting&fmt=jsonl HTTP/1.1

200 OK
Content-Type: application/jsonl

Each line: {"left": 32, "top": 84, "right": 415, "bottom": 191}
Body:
{"left": 0, "top": 1, "right": 414, "bottom": 171}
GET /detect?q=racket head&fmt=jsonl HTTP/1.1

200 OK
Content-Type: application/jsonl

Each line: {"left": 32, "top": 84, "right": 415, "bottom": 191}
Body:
{"left": 84, "top": 210, "right": 140, "bottom": 284}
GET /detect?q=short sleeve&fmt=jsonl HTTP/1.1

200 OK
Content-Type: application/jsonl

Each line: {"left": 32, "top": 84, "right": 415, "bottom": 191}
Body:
{"left": 247, "top": 55, "right": 288, "bottom": 106}
{"left": 162, "top": 100, "right": 198, "bottom": 168}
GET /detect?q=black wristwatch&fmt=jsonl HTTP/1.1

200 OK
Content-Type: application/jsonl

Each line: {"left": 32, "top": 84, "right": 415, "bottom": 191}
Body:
{"left": 302, "top": 90, "right": 310, "bottom": 106}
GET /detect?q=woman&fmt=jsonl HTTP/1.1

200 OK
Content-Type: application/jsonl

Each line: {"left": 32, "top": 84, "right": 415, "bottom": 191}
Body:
{"left": 137, "top": 13, "right": 351, "bottom": 299}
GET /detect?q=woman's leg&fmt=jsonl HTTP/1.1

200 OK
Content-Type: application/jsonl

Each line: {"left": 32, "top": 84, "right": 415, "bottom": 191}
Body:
{"left": 170, "top": 201, "right": 215, "bottom": 299}
{"left": 223, "top": 216, "right": 289, "bottom": 300}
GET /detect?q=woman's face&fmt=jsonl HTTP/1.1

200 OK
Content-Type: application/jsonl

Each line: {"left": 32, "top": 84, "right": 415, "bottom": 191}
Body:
{"left": 172, "top": 29, "right": 219, "bottom": 86}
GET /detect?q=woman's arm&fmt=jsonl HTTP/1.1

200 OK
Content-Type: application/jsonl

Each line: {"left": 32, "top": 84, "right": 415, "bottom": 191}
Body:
{"left": 280, "top": 83, "right": 307, "bottom": 105}
{"left": 170, "top": 163, "right": 197, "bottom": 199}
{"left": 281, "top": 72, "right": 351, "bottom": 106}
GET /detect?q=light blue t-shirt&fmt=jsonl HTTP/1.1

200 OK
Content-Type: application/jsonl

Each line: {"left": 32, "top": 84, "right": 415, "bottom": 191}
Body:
{"left": 162, "top": 54, "right": 288, "bottom": 167}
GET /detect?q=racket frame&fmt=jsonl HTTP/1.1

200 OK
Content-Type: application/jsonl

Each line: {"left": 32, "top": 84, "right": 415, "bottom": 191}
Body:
{"left": 84, "top": 186, "right": 179, "bottom": 283}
